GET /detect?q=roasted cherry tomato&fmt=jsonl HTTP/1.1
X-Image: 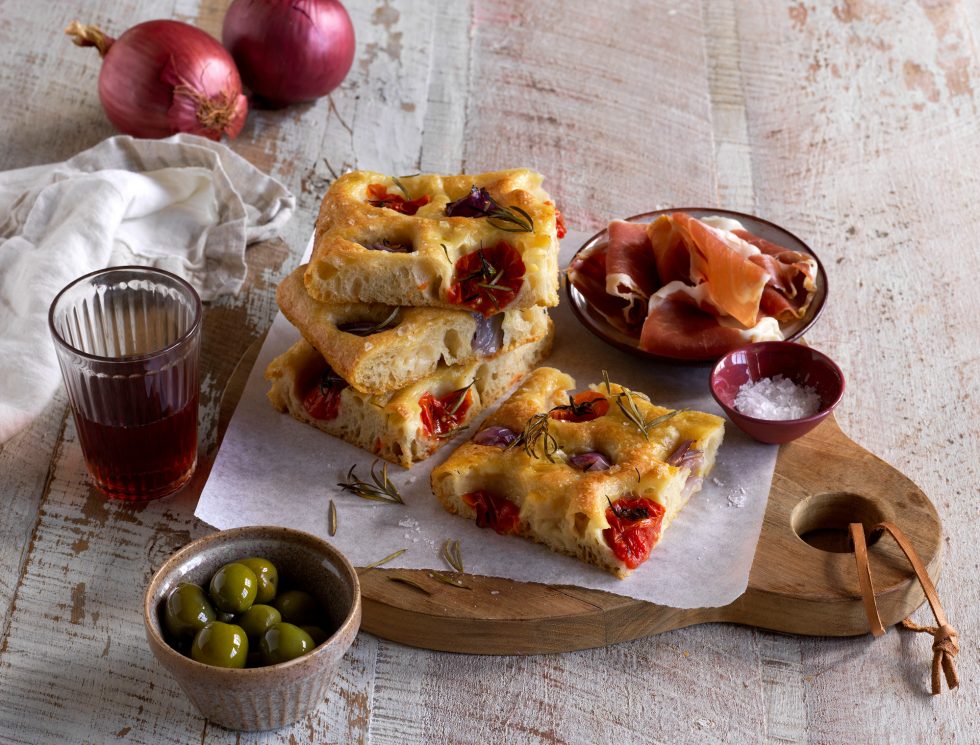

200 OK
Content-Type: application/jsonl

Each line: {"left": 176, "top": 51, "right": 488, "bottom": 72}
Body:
{"left": 366, "top": 183, "right": 430, "bottom": 215}
{"left": 419, "top": 385, "right": 473, "bottom": 438}
{"left": 302, "top": 368, "right": 347, "bottom": 421}
{"left": 446, "top": 242, "right": 525, "bottom": 316}
{"left": 549, "top": 391, "right": 610, "bottom": 422}
{"left": 602, "top": 497, "right": 666, "bottom": 569}
{"left": 462, "top": 490, "right": 521, "bottom": 535}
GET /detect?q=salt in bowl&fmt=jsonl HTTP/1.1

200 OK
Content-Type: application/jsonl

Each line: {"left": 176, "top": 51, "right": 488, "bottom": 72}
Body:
{"left": 709, "top": 341, "right": 845, "bottom": 444}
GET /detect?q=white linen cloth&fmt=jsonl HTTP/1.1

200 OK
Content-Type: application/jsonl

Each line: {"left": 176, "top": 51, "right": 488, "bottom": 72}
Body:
{"left": 0, "top": 134, "right": 295, "bottom": 444}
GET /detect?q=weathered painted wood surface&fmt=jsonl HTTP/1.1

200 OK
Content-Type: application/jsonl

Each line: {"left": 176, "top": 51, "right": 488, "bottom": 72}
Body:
{"left": 0, "top": 0, "right": 975, "bottom": 742}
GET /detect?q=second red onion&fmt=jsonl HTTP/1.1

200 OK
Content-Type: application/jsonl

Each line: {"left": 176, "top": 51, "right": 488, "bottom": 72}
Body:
{"left": 222, "top": 0, "right": 356, "bottom": 106}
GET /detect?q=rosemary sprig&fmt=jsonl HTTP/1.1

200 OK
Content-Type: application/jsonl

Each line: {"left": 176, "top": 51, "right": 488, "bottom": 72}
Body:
{"left": 601, "top": 369, "right": 682, "bottom": 440}
{"left": 342, "top": 307, "right": 400, "bottom": 337}
{"left": 391, "top": 175, "right": 417, "bottom": 198}
{"left": 486, "top": 195, "right": 534, "bottom": 233}
{"left": 441, "top": 539, "right": 464, "bottom": 572}
{"left": 508, "top": 411, "right": 560, "bottom": 462}
{"left": 361, "top": 548, "right": 406, "bottom": 571}
{"left": 368, "top": 307, "right": 400, "bottom": 334}
{"left": 442, "top": 243, "right": 451, "bottom": 262}
{"left": 338, "top": 461, "right": 405, "bottom": 504}
{"left": 448, "top": 381, "right": 475, "bottom": 415}
{"left": 618, "top": 404, "right": 682, "bottom": 440}
{"left": 434, "top": 424, "right": 469, "bottom": 441}
{"left": 388, "top": 575, "right": 432, "bottom": 595}
{"left": 602, "top": 369, "right": 613, "bottom": 395}
{"left": 328, "top": 499, "right": 338, "bottom": 536}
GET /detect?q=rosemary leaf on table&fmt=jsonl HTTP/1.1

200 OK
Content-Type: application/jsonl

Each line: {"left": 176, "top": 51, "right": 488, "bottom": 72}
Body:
{"left": 388, "top": 576, "right": 432, "bottom": 596}
{"left": 338, "top": 460, "right": 405, "bottom": 504}
{"left": 429, "top": 572, "right": 472, "bottom": 590}
{"left": 441, "top": 539, "right": 464, "bottom": 572}
{"left": 361, "top": 548, "right": 407, "bottom": 572}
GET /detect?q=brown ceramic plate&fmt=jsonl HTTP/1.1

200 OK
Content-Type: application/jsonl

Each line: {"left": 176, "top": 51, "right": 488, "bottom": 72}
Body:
{"left": 565, "top": 208, "right": 828, "bottom": 364}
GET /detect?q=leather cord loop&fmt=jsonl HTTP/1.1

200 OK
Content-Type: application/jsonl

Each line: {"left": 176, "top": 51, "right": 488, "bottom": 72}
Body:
{"left": 849, "top": 521, "right": 959, "bottom": 695}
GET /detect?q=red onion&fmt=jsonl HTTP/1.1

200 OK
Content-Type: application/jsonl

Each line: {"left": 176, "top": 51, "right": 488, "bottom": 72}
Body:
{"left": 666, "top": 440, "right": 702, "bottom": 468}
{"left": 568, "top": 451, "right": 612, "bottom": 472}
{"left": 473, "top": 425, "right": 518, "bottom": 448}
{"left": 471, "top": 313, "right": 504, "bottom": 356}
{"left": 66, "top": 20, "right": 247, "bottom": 140}
{"left": 222, "top": 0, "right": 356, "bottom": 106}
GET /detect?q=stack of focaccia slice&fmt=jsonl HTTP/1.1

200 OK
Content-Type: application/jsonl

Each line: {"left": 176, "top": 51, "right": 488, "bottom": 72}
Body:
{"left": 431, "top": 367, "right": 725, "bottom": 577}
{"left": 266, "top": 169, "right": 563, "bottom": 467}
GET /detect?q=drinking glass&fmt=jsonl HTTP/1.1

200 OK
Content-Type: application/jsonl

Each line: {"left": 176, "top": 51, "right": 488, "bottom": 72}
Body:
{"left": 48, "top": 266, "right": 202, "bottom": 500}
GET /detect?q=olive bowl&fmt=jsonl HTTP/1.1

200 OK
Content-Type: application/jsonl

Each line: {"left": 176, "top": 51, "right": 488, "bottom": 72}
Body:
{"left": 143, "top": 526, "right": 361, "bottom": 731}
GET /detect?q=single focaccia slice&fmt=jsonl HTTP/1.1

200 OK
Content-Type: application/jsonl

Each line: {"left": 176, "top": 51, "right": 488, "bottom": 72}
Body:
{"left": 304, "top": 169, "right": 561, "bottom": 313}
{"left": 277, "top": 264, "right": 552, "bottom": 395}
{"left": 265, "top": 326, "right": 554, "bottom": 468}
{"left": 430, "top": 367, "right": 724, "bottom": 578}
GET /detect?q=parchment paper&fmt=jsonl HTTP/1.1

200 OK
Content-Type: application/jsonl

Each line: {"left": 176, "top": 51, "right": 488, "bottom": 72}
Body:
{"left": 195, "top": 231, "right": 777, "bottom": 608}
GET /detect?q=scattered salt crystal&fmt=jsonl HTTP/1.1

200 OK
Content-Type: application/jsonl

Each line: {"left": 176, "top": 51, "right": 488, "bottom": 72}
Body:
{"left": 398, "top": 517, "right": 420, "bottom": 530}
{"left": 711, "top": 477, "right": 725, "bottom": 487}
{"left": 727, "top": 485, "right": 747, "bottom": 508}
{"left": 734, "top": 375, "right": 821, "bottom": 420}
{"left": 363, "top": 342, "right": 374, "bottom": 351}
{"left": 489, "top": 590, "right": 500, "bottom": 596}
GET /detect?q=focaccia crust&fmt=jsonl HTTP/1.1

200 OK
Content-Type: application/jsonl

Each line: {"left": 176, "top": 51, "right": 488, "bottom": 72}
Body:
{"left": 304, "top": 169, "right": 560, "bottom": 311}
{"left": 265, "top": 325, "right": 554, "bottom": 468}
{"left": 278, "top": 264, "right": 552, "bottom": 395}
{"left": 430, "top": 367, "right": 725, "bottom": 577}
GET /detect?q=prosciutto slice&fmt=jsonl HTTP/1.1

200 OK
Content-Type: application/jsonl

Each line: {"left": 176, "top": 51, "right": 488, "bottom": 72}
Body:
{"left": 567, "top": 244, "right": 633, "bottom": 332}
{"left": 669, "top": 213, "right": 770, "bottom": 328}
{"left": 647, "top": 215, "right": 691, "bottom": 285}
{"left": 734, "top": 229, "right": 818, "bottom": 321}
{"left": 639, "top": 282, "right": 782, "bottom": 360}
{"left": 604, "top": 220, "right": 659, "bottom": 326}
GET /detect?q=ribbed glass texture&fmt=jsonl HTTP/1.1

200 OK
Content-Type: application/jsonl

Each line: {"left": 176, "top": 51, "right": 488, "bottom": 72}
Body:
{"left": 49, "top": 267, "right": 202, "bottom": 500}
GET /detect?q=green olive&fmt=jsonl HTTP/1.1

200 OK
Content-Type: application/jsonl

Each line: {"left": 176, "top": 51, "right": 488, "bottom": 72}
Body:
{"left": 300, "top": 625, "right": 329, "bottom": 647}
{"left": 272, "top": 590, "right": 320, "bottom": 626}
{"left": 238, "top": 604, "right": 282, "bottom": 643}
{"left": 238, "top": 558, "right": 279, "bottom": 604}
{"left": 209, "top": 563, "right": 258, "bottom": 614}
{"left": 260, "top": 622, "right": 314, "bottom": 665}
{"left": 190, "top": 622, "right": 248, "bottom": 668}
{"left": 163, "top": 583, "right": 216, "bottom": 641}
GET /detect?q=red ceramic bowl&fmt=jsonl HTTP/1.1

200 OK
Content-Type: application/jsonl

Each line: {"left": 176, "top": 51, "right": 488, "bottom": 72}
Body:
{"left": 710, "top": 341, "right": 845, "bottom": 444}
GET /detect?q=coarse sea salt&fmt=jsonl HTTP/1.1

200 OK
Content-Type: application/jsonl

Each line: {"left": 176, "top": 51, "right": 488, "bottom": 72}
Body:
{"left": 734, "top": 375, "right": 821, "bottom": 420}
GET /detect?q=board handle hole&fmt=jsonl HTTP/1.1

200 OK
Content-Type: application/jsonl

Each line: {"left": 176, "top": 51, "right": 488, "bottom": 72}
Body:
{"left": 790, "top": 492, "right": 888, "bottom": 553}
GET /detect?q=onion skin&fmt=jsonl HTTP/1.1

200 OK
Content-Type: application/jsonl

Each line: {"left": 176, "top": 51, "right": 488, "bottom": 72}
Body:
{"left": 473, "top": 425, "right": 518, "bottom": 449}
{"left": 223, "top": 0, "right": 356, "bottom": 106}
{"left": 67, "top": 20, "right": 247, "bottom": 140}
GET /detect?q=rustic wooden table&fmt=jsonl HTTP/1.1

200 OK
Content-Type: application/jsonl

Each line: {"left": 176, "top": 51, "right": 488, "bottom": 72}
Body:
{"left": 0, "top": 1, "right": 975, "bottom": 742}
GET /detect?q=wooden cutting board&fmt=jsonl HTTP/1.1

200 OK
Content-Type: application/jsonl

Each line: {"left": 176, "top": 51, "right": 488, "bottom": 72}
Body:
{"left": 217, "top": 338, "right": 941, "bottom": 655}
